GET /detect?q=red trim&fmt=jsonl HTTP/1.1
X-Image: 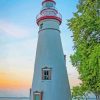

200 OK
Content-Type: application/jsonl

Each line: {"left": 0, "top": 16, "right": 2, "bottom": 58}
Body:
{"left": 37, "top": 16, "right": 62, "bottom": 25}
{"left": 42, "top": 69, "right": 44, "bottom": 80}
{"left": 42, "top": 0, "right": 56, "bottom": 5}
{"left": 38, "top": 28, "right": 60, "bottom": 33}
{"left": 40, "top": 8, "right": 58, "bottom": 14}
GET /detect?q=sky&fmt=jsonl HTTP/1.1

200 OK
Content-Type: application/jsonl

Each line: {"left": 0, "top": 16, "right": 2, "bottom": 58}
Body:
{"left": 0, "top": 0, "right": 81, "bottom": 97}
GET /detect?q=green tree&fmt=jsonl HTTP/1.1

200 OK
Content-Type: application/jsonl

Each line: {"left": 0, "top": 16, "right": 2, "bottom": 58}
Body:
{"left": 68, "top": 0, "right": 100, "bottom": 99}
{"left": 72, "top": 84, "right": 88, "bottom": 100}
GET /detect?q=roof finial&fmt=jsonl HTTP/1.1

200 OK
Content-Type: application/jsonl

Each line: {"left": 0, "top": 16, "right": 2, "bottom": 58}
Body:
{"left": 42, "top": 0, "right": 56, "bottom": 5}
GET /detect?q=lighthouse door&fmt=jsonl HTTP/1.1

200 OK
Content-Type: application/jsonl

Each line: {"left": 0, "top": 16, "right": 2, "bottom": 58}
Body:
{"left": 33, "top": 92, "right": 42, "bottom": 100}
{"left": 34, "top": 95, "right": 40, "bottom": 100}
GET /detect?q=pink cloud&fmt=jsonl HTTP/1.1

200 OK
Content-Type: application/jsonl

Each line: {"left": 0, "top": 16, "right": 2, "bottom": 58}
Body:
{"left": 0, "top": 20, "right": 31, "bottom": 38}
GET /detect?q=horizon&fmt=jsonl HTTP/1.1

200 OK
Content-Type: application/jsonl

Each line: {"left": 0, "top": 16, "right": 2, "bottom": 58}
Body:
{"left": 0, "top": 0, "right": 81, "bottom": 97}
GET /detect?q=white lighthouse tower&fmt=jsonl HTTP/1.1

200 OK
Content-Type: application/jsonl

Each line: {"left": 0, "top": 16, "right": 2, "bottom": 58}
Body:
{"left": 30, "top": 0, "right": 71, "bottom": 100}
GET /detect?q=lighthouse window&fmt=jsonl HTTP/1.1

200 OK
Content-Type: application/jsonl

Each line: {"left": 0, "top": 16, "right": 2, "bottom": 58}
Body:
{"left": 64, "top": 55, "right": 66, "bottom": 61}
{"left": 42, "top": 68, "right": 51, "bottom": 80}
{"left": 46, "top": 2, "right": 53, "bottom": 8}
{"left": 40, "top": 23, "right": 43, "bottom": 29}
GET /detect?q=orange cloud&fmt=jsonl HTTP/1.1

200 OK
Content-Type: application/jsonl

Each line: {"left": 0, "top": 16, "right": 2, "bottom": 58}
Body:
{"left": 0, "top": 70, "right": 32, "bottom": 90}
{"left": 69, "top": 75, "right": 82, "bottom": 88}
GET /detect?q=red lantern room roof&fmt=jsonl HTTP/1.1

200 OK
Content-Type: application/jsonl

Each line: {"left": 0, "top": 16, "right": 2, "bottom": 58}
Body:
{"left": 42, "top": 0, "right": 56, "bottom": 5}
{"left": 36, "top": 0, "right": 62, "bottom": 25}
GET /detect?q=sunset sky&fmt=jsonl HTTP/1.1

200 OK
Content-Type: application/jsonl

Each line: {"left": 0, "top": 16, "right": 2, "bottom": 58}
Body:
{"left": 0, "top": 0, "right": 81, "bottom": 97}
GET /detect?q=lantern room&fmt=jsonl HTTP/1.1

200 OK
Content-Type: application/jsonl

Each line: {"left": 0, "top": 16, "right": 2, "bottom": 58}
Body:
{"left": 36, "top": 0, "right": 62, "bottom": 25}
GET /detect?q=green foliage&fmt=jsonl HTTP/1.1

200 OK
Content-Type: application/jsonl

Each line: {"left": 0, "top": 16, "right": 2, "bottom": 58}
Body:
{"left": 72, "top": 84, "right": 88, "bottom": 99}
{"left": 68, "top": 0, "right": 100, "bottom": 99}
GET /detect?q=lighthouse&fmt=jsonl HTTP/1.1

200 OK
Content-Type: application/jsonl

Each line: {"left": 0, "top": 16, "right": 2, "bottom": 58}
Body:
{"left": 30, "top": 0, "right": 71, "bottom": 100}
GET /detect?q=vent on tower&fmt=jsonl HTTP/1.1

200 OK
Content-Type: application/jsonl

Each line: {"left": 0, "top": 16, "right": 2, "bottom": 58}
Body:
{"left": 42, "top": 0, "right": 56, "bottom": 6}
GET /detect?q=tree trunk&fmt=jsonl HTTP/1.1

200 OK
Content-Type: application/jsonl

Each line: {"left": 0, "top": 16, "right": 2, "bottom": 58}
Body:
{"left": 96, "top": 95, "right": 97, "bottom": 100}
{"left": 96, "top": 94, "right": 100, "bottom": 100}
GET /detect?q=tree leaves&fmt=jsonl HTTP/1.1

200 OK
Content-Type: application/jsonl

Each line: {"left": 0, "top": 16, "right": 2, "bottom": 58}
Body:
{"left": 68, "top": 0, "right": 100, "bottom": 99}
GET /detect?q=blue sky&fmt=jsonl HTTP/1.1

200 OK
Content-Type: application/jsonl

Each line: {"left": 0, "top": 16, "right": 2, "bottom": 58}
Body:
{"left": 0, "top": 0, "right": 80, "bottom": 97}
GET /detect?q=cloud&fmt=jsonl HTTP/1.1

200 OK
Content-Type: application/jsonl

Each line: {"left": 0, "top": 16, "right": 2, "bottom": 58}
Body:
{"left": 0, "top": 20, "right": 32, "bottom": 38}
{"left": 64, "top": 52, "right": 81, "bottom": 87}
{"left": 0, "top": 38, "right": 37, "bottom": 91}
